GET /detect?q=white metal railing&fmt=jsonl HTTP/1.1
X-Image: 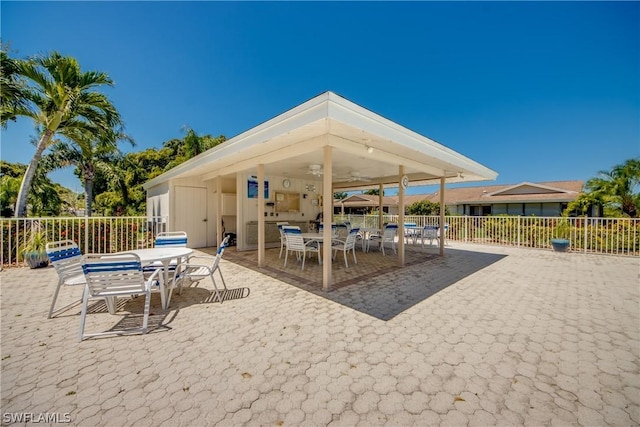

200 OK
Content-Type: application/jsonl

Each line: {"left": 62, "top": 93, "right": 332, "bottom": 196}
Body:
{"left": 334, "top": 214, "right": 640, "bottom": 257}
{"left": 1, "top": 216, "right": 168, "bottom": 267}
{"left": 2, "top": 214, "right": 638, "bottom": 267}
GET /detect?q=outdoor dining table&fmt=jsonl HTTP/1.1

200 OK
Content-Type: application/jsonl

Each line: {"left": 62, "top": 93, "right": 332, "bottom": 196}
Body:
{"left": 299, "top": 232, "right": 339, "bottom": 265}
{"left": 404, "top": 226, "right": 423, "bottom": 245}
{"left": 300, "top": 232, "right": 337, "bottom": 242}
{"left": 360, "top": 228, "right": 382, "bottom": 252}
{"left": 122, "top": 247, "right": 193, "bottom": 310}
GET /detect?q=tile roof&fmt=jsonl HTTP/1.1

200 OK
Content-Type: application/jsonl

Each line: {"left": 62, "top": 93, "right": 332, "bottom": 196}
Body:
{"left": 337, "top": 181, "right": 584, "bottom": 207}
{"left": 422, "top": 180, "right": 584, "bottom": 204}
{"left": 337, "top": 194, "right": 398, "bottom": 207}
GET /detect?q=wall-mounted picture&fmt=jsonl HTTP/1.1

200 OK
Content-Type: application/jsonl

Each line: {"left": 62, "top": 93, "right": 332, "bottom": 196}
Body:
{"left": 248, "top": 175, "right": 269, "bottom": 199}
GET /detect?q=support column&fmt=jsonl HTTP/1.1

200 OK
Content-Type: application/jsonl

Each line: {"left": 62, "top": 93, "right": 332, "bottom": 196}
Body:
{"left": 398, "top": 166, "right": 405, "bottom": 267}
{"left": 440, "top": 177, "right": 445, "bottom": 256}
{"left": 378, "top": 184, "right": 384, "bottom": 230}
{"left": 322, "top": 146, "right": 333, "bottom": 291}
{"left": 258, "top": 164, "right": 265, "bottom": 267}
{"left": 216, "top": 177, "right": 223, "bottom": 247}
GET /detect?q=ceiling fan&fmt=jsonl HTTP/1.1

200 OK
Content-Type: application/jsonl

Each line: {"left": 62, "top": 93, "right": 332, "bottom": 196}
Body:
{"left": 307, "top": 164, "right": 323, "bottom": 176}
{"left": 339, "top": 171, "right": 372, "bottom": 182}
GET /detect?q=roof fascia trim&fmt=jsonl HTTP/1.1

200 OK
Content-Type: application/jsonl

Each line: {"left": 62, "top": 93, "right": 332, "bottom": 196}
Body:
{"left": 143, "top": 93, "right": 332, "bottom": 189}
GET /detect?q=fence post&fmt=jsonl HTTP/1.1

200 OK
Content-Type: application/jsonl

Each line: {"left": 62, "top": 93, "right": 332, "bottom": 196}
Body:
{"left": 517, "top": 216, "right": 521, "bottom": 247}
{"left": 84, "top": 216, "right": 89, "bottom": 254}
{"left": 465, "top": 216, "right": 468, "bottom": 242}
{"left": 584, "top": 215, "right": 588, "bottom": 254}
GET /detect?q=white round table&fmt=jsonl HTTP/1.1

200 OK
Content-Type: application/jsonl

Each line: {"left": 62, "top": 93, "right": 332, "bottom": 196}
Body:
{"left": 126, "top": 247, "right": 193, "bottom": 310}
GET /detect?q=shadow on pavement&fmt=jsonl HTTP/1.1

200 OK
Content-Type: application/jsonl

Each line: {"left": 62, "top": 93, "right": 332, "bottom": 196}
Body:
{"left": 222, "top": 246, "right": 507, "bottom": 320}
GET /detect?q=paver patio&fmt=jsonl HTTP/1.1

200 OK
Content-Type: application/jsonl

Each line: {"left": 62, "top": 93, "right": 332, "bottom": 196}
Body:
{"left": 1, "top": 242, "right": 638, "bottom": 426}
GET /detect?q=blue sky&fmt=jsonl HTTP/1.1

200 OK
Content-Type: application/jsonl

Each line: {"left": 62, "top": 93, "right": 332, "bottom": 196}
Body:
{"left": 1, "top": 1, "right": 638, "bottom": 195}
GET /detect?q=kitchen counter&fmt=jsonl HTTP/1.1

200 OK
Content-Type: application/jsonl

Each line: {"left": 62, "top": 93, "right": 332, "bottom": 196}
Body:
{"left": 245, "top": 221, "right": 308, "bottom": 245}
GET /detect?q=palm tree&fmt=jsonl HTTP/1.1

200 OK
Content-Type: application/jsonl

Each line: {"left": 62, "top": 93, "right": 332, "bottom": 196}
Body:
{"left": 0, "top": 49, "right": 30, "bottom": 127}
{"left": 43, "top": 127, "right": 133, "bottom": 216}
{"left": 12, "top": 51, "right": 122, "bottom": 217}
{"left": 585, "top": 158, "right": 640, "bottom": 217}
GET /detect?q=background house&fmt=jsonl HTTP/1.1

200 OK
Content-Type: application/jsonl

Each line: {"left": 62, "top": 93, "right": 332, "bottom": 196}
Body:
{"left": 336, "top": 181, "right": 593, "bottom": 217}
{"left": 334, "top": 194, "right": 399, "bottom": 215}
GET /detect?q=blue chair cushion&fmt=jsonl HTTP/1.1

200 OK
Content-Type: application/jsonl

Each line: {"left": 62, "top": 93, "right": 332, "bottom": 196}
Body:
{"left": 47, "top": 247, "right": 81, "bottom": 262}
{"left": 155, "top": 238, "right": 187, "bottom": 246}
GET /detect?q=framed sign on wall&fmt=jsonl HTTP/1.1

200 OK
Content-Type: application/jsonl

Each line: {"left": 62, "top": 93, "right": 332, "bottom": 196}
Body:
{"left": 247, "top": 175, "right": 269, "bottom": 199}
{"left": 275, "top": 192, "right": 300, "bottom": 213}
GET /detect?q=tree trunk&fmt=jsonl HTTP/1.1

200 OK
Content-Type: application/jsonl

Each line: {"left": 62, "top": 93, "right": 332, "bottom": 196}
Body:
{"left": 119, "top": 180, "right": 130, "bottom": 206}
{"left": 14, "top": 130, "right": 53, "bottom": 217}
{"left": 82, "top": 163, "right": 95, "bottom": 217}
{"left": 84, "top": 179, "right": 93, "bottom": 217}
{"left": 621, "top": 197, "right": 637, "bottom": 218}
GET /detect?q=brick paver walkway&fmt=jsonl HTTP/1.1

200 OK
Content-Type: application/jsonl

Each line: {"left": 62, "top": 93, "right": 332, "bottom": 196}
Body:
{"left": 1, "top": 242, "right": 638, "bottom": 426}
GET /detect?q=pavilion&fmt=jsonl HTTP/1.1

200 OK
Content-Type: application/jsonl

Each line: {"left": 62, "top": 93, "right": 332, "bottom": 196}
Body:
{"left": 143, "top": 91, "right": 498, "bottom": 290}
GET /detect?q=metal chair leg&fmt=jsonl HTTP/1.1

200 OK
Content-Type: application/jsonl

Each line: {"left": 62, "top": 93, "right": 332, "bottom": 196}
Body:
{"left": 78, "top": 286, "right": 90, "bottom": 342}
{"left": 48, "top": 279, "right": 63, "bottom": 319}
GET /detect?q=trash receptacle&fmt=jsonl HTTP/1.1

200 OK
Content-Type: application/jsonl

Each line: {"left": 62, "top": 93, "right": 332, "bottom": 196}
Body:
{"left": 224, "top": 232, "right": 237, "bottom": 246}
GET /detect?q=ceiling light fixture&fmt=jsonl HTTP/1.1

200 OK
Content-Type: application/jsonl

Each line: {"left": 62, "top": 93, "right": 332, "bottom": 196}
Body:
{"left": 308, "top": 164, "right": 323, "bottom": 176}
{"left": 362, "top": 138, "right": 374, "bottom": 154}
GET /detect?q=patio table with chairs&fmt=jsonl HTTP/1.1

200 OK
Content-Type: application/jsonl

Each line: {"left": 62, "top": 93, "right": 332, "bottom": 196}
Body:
{"left": 403, "top": 224, "right": 421, "bottom": 245}
{"left": 363, "top": 224, "right": 398, "bottom": 255}
{"left": 123, "top": 246, "right": 193, "bottom": 310}
{"left": 45, "top": 240, "right": 187, "bottom": 320}
{"left": 358, "top": 227, "right": 382, "bottom": 252}
{"left": 282, "top": 226, "right": 323, "bottom": 270}
{"left": 418, "top": 225, "right": 440, "bottom": 247}
{"left": 41, "top": 232, "right": 243, "bottom": 342}
{"left": 301, "top": 232, "right": 331, "bottom": 266}
{"left": 300, "top": 232, "right": 339, "bottom": 245}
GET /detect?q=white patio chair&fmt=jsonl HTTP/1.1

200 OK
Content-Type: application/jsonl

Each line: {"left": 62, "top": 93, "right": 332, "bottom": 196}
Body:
{"left": 79, "top": 252, "right": 161, "bottom": 342}
{"left": 45, "top": 240, "right": 87, "bottom": 319}
{"left": 276, "top": 222, "right": 289, "bottom": 258}
{"left": 283, "top": 227, "right": 320, "bottom": 271}
{"left": 175, "top": 236, "right": 230, "bottom": 303}
{"left": 403, "top": 223, "right": 417, "bottom": 244}
{"left": 420, "top": 225, "right": 439, "bottom": 247}
{"left": 419, "top": 224, "right": 449, "bottom": 247}
{"left": 154, "top": 231, "right": 188, "bottom": 247}
{"left": 369, "top": 223, "right": 398, "bottom": 256}
{"left": 335, "top": 223, "right": 350, "bottom": 240}
{"left": 318, "top": 223, "right": 337, "bottom": 235}
{"left": 441, "top": 224, "right": 449, "bottom": 244}
{"left": 144, "top": 230, "right": 189, "bottom": 274}
{"left": 332, "top": 228, "right": 360, "bottom": 268}
{"left": 281, "top": 225, "right": 301, "bottom": 234}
